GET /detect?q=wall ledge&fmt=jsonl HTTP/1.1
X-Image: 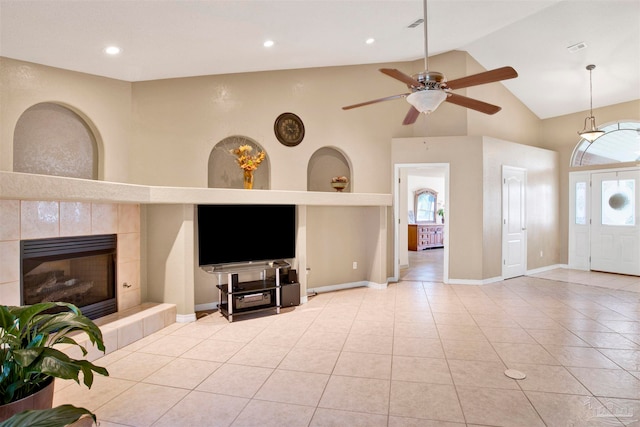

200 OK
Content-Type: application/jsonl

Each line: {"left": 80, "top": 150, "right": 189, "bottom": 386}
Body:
{"left": 1, "top": 172, "right": 391, "bottom": 207}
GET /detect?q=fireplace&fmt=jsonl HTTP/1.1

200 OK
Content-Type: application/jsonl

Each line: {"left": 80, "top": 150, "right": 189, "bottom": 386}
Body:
{"left": 21, "top": 234, "right": 117, "bottom": 320}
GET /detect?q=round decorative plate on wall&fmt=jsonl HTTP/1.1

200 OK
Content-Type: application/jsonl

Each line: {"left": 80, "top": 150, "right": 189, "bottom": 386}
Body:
{"left": 274, "top": 112, "right": 305, "bottom": 146}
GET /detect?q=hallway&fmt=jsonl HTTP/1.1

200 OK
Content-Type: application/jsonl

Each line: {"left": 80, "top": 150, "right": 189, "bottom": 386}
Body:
{"left": 399, "top": 248, "right": 444, "bottom": 282}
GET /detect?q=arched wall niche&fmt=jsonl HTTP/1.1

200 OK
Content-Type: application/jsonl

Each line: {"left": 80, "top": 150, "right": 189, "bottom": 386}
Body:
{"left": 208, "top": 136, "right": 271, "bottom": 189}
{"left": 307, "top": 146, "right": 352, "bottom": 192}
{"left": 13, "top": 102, "right": 101, "bottom": 179}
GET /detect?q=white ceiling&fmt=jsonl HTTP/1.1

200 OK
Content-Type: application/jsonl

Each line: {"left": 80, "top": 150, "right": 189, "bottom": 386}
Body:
{"left": 1, "top": 0, "right": 638, "bottom": 119}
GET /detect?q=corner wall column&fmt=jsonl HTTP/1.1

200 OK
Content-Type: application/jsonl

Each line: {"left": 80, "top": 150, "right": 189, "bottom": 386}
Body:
{"left": 146, "top": 204, "right": 196, "bottom": 321}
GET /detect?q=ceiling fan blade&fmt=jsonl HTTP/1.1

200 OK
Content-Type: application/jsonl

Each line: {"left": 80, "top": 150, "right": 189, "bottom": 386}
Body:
{"left": 402, "top": 107, "right": 421, "bottom": 125}
{"left": 379, "top": 68, "right": 423, "bottom": 88}
{"left": 342, "top": 93, "right": 409, "bottom": 110}
{"left": 445, "top": 66, "right": 518, "bottom": 90}
{"left": 445, "top": 93, "right": 502, "bottom": 115}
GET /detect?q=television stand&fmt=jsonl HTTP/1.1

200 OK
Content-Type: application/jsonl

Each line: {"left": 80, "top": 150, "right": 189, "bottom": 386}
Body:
{"left": 203, "top": 261, "right": 289, "bottom": 322}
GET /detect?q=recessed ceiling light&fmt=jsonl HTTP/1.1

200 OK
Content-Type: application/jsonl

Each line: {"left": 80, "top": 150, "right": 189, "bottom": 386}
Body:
{"left": 366, "top": 38, "right": 375, "bottom": 44}
{"left": 104, "top": 46, "right": 122, "bottom": 55}
{"left": 263, "top": 40, "right": 275, "bottom": 48}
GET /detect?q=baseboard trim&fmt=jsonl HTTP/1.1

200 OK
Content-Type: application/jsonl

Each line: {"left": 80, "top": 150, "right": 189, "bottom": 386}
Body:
{"left": 526, "top": 264, "right": 568, "bottom": 275}
{"left": 307, "top": 280, "right": 393, "bottom": 294}
{"left": 176, "top": 313, "right": 197, "bottom": 323}
{"left": 308, "top": 281, "right": 368, "bottom": 294}
{"left": 447, "top": 276, "right": 503, "bottom": 285}
{"left": 194, "top": 302, "right": 219, "bottom": 312}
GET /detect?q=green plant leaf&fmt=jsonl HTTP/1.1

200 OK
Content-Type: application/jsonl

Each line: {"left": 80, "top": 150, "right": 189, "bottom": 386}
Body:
{"left": 0, "top": 305, "right": 16, "bottom": 330}
{"left": 12, "top": 348, "right": 43, "bottom": 368}
{"left": 1, "top": 303, "right": 108, "bottom": 405}
{"left": 76, "top": 359, "right": 109, "bottom": 388}
{"left": 0, "top": 404, "right": 96, "bottom": 427}
{"left": 15, "top": 303, "right": 75, "bottom": 331}
{"left": 31, "top": 348, "right": 81, "bottom": 380}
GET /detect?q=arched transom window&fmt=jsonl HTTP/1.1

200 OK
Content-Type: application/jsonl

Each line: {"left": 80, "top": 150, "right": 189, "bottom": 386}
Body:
{"left": 571, "top": 121, "right": 640, "bottom": 167}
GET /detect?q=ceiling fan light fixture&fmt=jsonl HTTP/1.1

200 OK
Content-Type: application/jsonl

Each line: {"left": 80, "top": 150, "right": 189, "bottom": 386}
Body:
{"left": 577, "top": 64, "right": 604, "bottom": 142}
{"left": 406, "top": 90, "right": 447, "bottom": 114}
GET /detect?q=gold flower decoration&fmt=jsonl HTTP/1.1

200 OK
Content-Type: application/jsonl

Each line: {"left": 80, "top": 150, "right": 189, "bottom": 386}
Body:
{"left": 230, "top": 144, "right": 266, "bottom": 172}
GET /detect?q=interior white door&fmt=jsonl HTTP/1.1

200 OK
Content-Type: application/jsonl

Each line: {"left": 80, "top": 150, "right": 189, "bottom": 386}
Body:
{"left": 590, "top": 170, "right": 640, "bottom": 275}
{"left": 502, "top": 166, "right": 527, "bottom": 279}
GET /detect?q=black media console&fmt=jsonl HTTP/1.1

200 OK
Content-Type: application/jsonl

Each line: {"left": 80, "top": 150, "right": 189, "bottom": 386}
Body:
{"left": 202, "top": 261, "right": 299, "bottom": 322}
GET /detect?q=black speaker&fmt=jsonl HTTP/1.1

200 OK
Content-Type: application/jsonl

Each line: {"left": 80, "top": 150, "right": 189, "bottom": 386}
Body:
{"left": 280, "top": 282, "right": 300, "bottom": 307}
{"left": 288, "top": 269, "right": 298, "bottom": 284}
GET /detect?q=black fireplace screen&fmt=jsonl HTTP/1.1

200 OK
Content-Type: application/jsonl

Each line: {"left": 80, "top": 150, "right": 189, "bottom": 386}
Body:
{"left": 21, "top": 234, "right": 117, "bottom": 320}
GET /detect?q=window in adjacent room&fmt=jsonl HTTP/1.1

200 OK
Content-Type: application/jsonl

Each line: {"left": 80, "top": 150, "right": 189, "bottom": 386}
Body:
{"left": 414, "top": 188, "right": 437, "bottom": 223}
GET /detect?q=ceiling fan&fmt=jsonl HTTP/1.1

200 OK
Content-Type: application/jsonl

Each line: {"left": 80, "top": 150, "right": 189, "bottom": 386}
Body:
{"left": 342, "top": 0, "right": 518, "bottom": 125}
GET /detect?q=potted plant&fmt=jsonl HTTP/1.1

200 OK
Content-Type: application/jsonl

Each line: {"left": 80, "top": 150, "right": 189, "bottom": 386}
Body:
{"left": 437, "top": 208, "right": 445, "bottom": 224}
{"left": 0, "top": 302, "right": 109, "bottom": 426}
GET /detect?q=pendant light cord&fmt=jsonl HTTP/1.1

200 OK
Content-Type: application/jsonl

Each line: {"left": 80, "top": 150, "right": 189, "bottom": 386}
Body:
{"left": 587, "top": 64, "right": 595, "bottom": 117}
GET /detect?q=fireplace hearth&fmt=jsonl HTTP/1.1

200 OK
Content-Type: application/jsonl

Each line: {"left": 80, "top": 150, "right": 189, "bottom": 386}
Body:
{"left": 21, "top": 234, "right": 117, "bottom": 320}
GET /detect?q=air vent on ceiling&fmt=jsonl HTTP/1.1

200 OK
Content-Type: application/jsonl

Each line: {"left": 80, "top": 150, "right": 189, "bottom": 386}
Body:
{"left": 408, "top": 18, "right": 424, "bottom": 28}
{"left": 567, "top": 42, "right": 587, "bottom": 53}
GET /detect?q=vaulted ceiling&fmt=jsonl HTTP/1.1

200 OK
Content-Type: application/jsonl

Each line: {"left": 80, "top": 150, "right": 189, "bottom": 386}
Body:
{"left": 1, "top": 0, "right": 638, "bottom": 119}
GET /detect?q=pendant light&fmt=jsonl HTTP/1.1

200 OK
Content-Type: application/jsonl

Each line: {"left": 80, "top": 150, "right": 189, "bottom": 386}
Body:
{"left": 578, "top": 64, "right": 605, "bottom": 142}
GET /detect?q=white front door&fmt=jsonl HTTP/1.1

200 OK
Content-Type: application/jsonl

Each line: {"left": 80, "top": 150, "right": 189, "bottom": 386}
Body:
{"left": 502, "top": 166, "right": 527, "bottom": 279}
{"left": 590, "top": 170, "right": 640, "bottom": 275}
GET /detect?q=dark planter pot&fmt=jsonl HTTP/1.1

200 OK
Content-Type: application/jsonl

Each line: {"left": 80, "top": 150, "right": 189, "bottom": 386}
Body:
{"left": 0, "top": 377, "right": 55, "bottom": 422}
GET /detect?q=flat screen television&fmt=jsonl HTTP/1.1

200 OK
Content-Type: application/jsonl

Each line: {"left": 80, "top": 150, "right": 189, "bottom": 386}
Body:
{"left": 197, "top": 204, "right": 296, "bottom": 266}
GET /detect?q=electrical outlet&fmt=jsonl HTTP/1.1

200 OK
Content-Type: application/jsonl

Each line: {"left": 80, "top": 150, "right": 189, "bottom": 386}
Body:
{"left": 353, "top": 261, "right": 358, "bottom": 269}
{"left": 540, "top": 250, "right": 543, "bottom": 257}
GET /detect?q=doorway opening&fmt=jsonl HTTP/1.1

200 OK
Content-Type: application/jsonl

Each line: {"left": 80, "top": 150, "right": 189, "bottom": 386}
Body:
{"left": 393, "top": 163, "right": 449, "bottom": 283}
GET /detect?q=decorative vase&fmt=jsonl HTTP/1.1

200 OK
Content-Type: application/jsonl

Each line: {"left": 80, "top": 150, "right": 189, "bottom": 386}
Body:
{"left": 243, "top": 170, "right": 254, "bottom": 189}
{"left": 331, "top": 182, "right": 348, "bottom": 192}
{"left": 331, "top": 176, "right": 349, "bottom": 192}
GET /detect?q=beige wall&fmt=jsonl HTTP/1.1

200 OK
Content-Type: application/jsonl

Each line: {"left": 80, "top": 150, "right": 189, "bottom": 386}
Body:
{"left": 306, "top": 206, "right": 384, "bottom": 289}
{"left": 392, "top": 136, "right": 559, "bottom": 281}
{"left": 482, "top": 138, "right": 560, "bottom": 277}
{"left": 130, "top": 63, "right": 416, "bottom": 192}
{"left": 145, "top": 204, "right": 195, "bottom": 315}
{"left": 0, "top": 57, "right": 132, "bottom": 182}
{"left": 465, "top": 56, "right": 541, "bottom": 147}
{"left": 392, "top": 137, "right": 485, "bottom": 280}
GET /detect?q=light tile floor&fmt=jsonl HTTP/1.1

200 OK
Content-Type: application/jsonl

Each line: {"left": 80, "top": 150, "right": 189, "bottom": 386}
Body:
{"left": 55, "top": 252, "right": 640, "bottom": 426}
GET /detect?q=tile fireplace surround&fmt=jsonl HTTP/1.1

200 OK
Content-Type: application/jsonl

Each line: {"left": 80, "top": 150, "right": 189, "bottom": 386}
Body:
{"left": 0, "top": 196, "right": 176, "bottom": 355}
{"left": 0, "top": 199, "right": 141, "bottom": 310}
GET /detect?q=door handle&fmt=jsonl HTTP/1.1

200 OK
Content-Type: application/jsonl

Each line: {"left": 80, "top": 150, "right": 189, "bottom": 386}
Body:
{"left": 522, "top": 227, "right": 527, "bottom": 231}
